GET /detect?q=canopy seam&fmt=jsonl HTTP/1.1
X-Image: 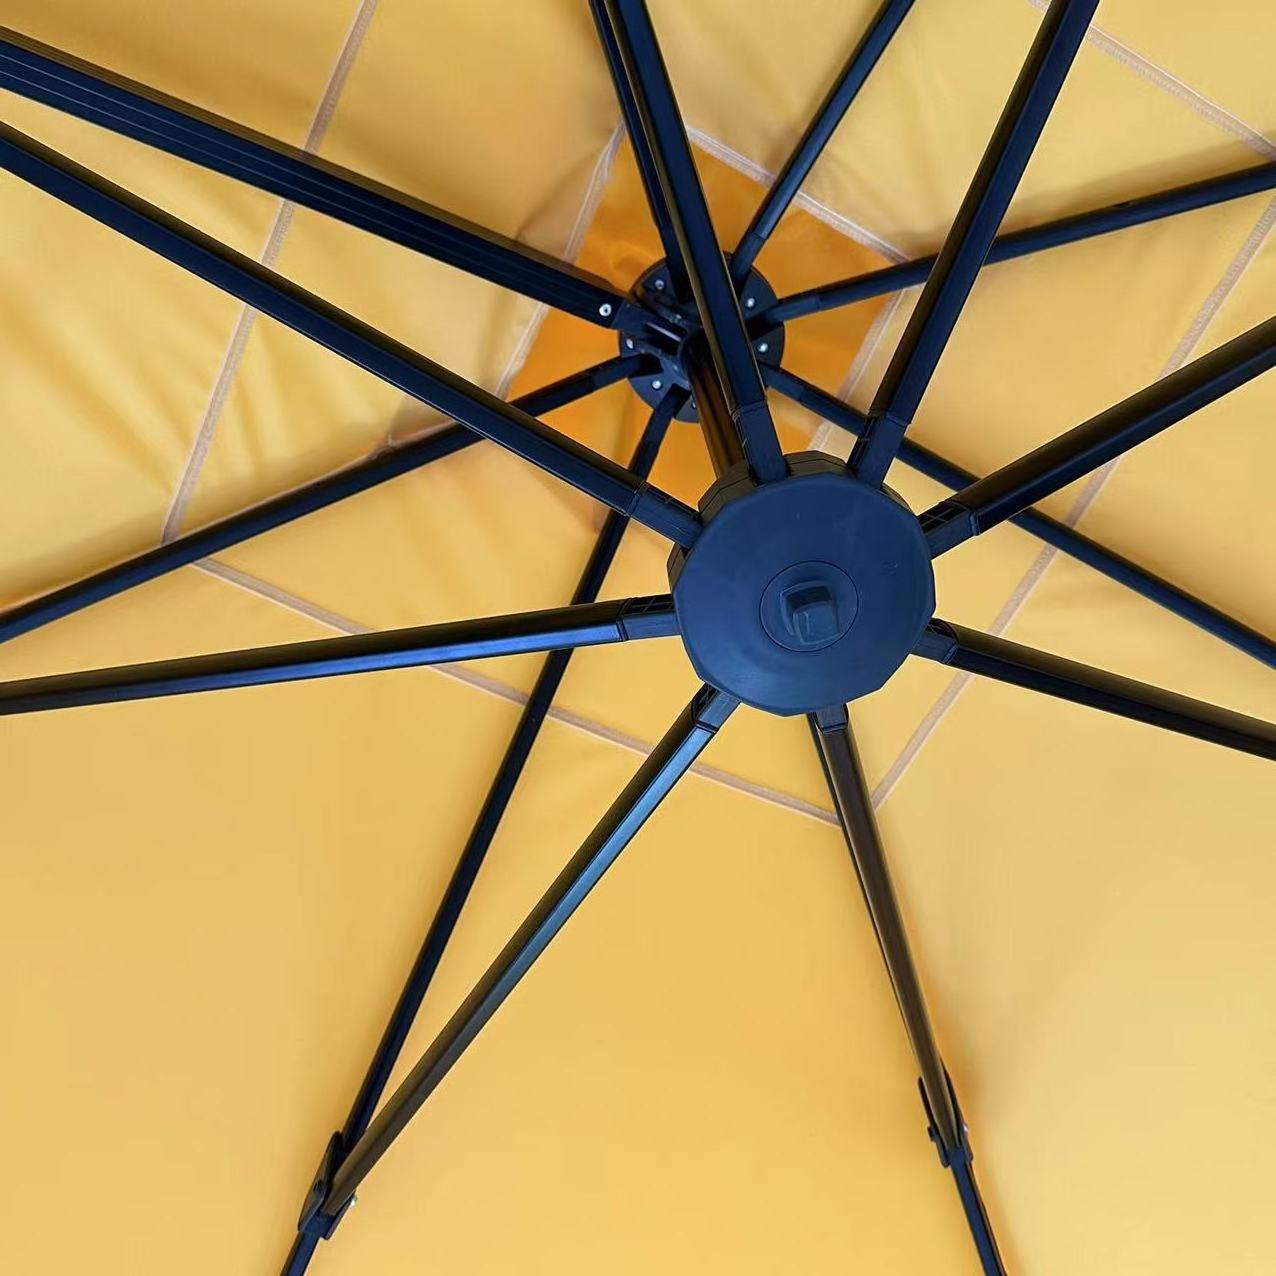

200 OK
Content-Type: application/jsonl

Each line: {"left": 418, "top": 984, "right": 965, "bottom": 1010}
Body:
{"left": 194, "top": 557, "right": 839, "bottom": 827}
{"left": 157, "top": 0, "right": 381, "bottom": 546}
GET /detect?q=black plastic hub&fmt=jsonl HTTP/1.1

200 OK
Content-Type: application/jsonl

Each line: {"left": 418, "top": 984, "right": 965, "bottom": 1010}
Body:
{"left": 620, "top": 258, "right": 785, "bottom": 422}
{"left": 668, "top": 455, "right": 936, "bottom": 715}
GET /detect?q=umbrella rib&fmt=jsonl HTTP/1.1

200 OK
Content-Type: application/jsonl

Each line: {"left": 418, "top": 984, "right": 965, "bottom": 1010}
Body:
{"left": 730, "top": 0, "right": 917, "bottom": 284}
{"left": 915, "top": 620, "right": 1276, "bottom": 760}
{"left": 0, "top": 354, "right": 650, "bottom": 648}
{"left": 602, "top": 0, "right": 788, "bottom": 484}
{"left": 0, "top": 25, "right": 654, "bottom": 333}
{"left": 760, "top": 158, "right": 1276, "bottom": 326}
{"left": 588, "top": 0, "right": 691, "bottom": 298}
{"left": 276, "top": 389, "right": 688, "bottom": 1276}
{"left": 306, "top": 685, "right": 738, "bottom": 1228}
{"left": 0, "top": 121, "right": 703, "bottom": 549}
{"left": 809, "top": 708, "right": 1007, "bottom": 1275}
{"left": 849, "top": 0, "right": 1097, "bottom": 487}
{"left": 764, "top": 365, "right": 1276, "bottom": 669}
{"left": 921, "top": 315, "right": 1276, "bottom": 555}
{"left": 0, "top": 597, "right": 680, "bottom": 716}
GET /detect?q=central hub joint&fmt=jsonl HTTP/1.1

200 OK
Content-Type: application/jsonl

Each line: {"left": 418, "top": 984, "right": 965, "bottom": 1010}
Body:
{"left": 668, "top": 455, "right": 936, "bottom": 715}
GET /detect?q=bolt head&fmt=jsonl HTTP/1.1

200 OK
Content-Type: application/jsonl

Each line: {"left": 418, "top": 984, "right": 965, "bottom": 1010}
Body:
{"left": 757, "top": 341, "right": 769, "bottom": 353}
{"left": 654, "top": 278, "right": 666, "bottom": 291}
{"left": 745, "top": 297, "right": 756, "bottom": 309}
{"left": 652, "top": 379, "right": 663, "bottom": 390}
{"left": 625, "top": 338, "right": 635, "bottom": 348}
{"left": 598, "top": 302, "right": 613, "bottom": 317}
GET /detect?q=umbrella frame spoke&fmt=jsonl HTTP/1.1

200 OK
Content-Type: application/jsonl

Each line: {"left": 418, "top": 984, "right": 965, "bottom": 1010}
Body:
{"left": 0, "top": 597, "right": 680, "bottom": 715}
{"left": 0, "top": 354, "right": 651, "bottom": 647}
{"left": 307, "top": 684, "right": 738, "bottom": 1227}
{"left": 602, "top": 0, "right": 788, "bottom": 484}
{"left": 731, "top": 0, "right": 917, "bottom": 284}
{"left": 0, "top": 25, "right": 657, "bottom": 333}
{"left": 921, "top": 315, "right": 1276, "bottom": 554}
{"left": 849, "top": 0, "right": 1097, "bottom": 487}
{"left": 810, "top": 706, "right": 1006, "bottom": 1275}
{"left": 759, "top": 158, "right": 1276, "bottom": 326}
{"left": 0, "top": 121, "right": 703, "bottom": 548}
{"left": 916, "top": 620, "right": 1276, "bottom": 759}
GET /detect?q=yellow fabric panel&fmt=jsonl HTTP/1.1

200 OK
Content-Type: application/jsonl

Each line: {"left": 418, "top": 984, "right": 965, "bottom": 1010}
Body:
{"left": 1095, "top": 0, "right": 1276, "bottom": 131}
{"left": 880, "top": 555, "right": 1275, "bottom": 1273}
{"left": 328, "top": 720, "right": 979, "bottom": 1275}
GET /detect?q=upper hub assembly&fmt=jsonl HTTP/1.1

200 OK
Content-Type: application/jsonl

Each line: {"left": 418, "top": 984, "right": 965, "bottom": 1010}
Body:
{"left": 668, "top": 455, "right": 936, "bottom": 715}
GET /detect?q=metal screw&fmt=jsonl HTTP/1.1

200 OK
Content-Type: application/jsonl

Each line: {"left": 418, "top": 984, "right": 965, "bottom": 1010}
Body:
{"left": 598, "top": 302, "right": 613, "bottom": 318}
{"left": 745, "top": 297, "right": 756, "bottom": 309}
{"left": 625, "top": 338, "right": 635, "bottom": 348}
{"left": 757, "top": 341, "right": 769, "bottom": 353}
{"left": 652, "top": 379, "right": 663, "bottom": 390}
{"left": 654, "top": 278, "right": 666, "bottom": 291}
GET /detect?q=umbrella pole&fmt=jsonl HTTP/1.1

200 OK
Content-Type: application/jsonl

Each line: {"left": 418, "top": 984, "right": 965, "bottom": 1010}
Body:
{"left": 279, "top": 389, "right": 688, "bottom": 1272}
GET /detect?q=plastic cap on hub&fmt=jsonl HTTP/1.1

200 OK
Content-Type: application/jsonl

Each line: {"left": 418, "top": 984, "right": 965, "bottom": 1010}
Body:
{"left": 668, "top": 455, "right": 935, "bottom": 716}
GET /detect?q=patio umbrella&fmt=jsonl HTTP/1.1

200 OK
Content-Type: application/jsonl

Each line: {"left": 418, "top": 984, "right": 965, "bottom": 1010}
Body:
{"left": 0, "top": 1, "right": 1273, "bottom": 1272}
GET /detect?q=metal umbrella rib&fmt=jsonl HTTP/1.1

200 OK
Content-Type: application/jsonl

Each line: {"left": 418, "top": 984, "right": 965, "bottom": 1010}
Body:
{"left": 312, "top": 684, "right": 738, "bottom": 1225}
{"left": 761, "top": 158, "right": 1276, "bottom": 325}
{"left": 731, "top": 0, "right": 916, "bottom": 284}
{"left": 811, "top": 707, "right": 1007, "bottom": 1275}
{"left": 0, "top": 25, "right": 651, "bottom": 332}
{"left": 0, "top": 598, "right": 680, "bottom": 715}
{"left": 916, "top": 620, "right": 1276, "bottom": 760}
{"left": 602, "top": 0, "right": 787, "bottom": 484}
{"left": 279, "top": 388, "right": 688, "bottom": 1276}
{"left": 0, "top": 121, "right": 703, "bottom": 549}
{"left": 922, "top": 315, "right": 1276, "bottom": 555}
{"left": 850, "top": 0, "right": 1098, "bottom": 487}
{"left": 0, "top": 354, "right": 649, "bottom": 647}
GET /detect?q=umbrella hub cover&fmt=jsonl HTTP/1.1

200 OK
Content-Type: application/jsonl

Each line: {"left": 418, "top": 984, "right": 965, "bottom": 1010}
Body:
{"left": 668, "top": 455, "right": 935, "bottom": 715}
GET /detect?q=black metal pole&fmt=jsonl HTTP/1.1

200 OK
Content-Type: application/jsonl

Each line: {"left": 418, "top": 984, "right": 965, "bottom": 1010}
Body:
{"left": 685, "top": 334, "right": 746, "bottom": 476}
{"left": 0, "top": 355, "right": 648, "bottom": 648}
{"left": 0, "top": 597, "right": 679, "bottom": 716}
{"left": 603, "top": 0, "right": 788, "bottom": 484}
{"left": 0, "top": 26, "right": 650, "bottom": 332}
{"left": 588, "top": 0, "right": 691, "bottom": 299}
{"left": 850, "top": 0, "right": 1097, "bottom": 486}
{"left": 277, "top": 390, "right": 687, "bottom": 1276}
{"left": 810, "top": 707, "right": 1006, "bottom": 1275}
{"left": 308, "top": 684, "right": 738, "bottom": 1226}
{"left": 731, "top": 0, "right": 916, "bottom": 283}
{"left": 922, "top": 315, "right": 1276, "bottom": 554}
{"left": 763, "top": 365, "right": 1276, "bottom": 669}
{"left": 761, "top": 159, "right": 1276, "bottom": 325}
{"left": 916, "top": 619, "right": 1276, "bottom": 759}
{"left": 0, "top": 121, "right": 703, "bottom": 549}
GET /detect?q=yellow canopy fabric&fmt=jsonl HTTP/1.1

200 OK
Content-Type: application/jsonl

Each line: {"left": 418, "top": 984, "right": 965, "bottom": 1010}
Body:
{"left": 0, "top": 3, "right": 1272, "bottom": 1273}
